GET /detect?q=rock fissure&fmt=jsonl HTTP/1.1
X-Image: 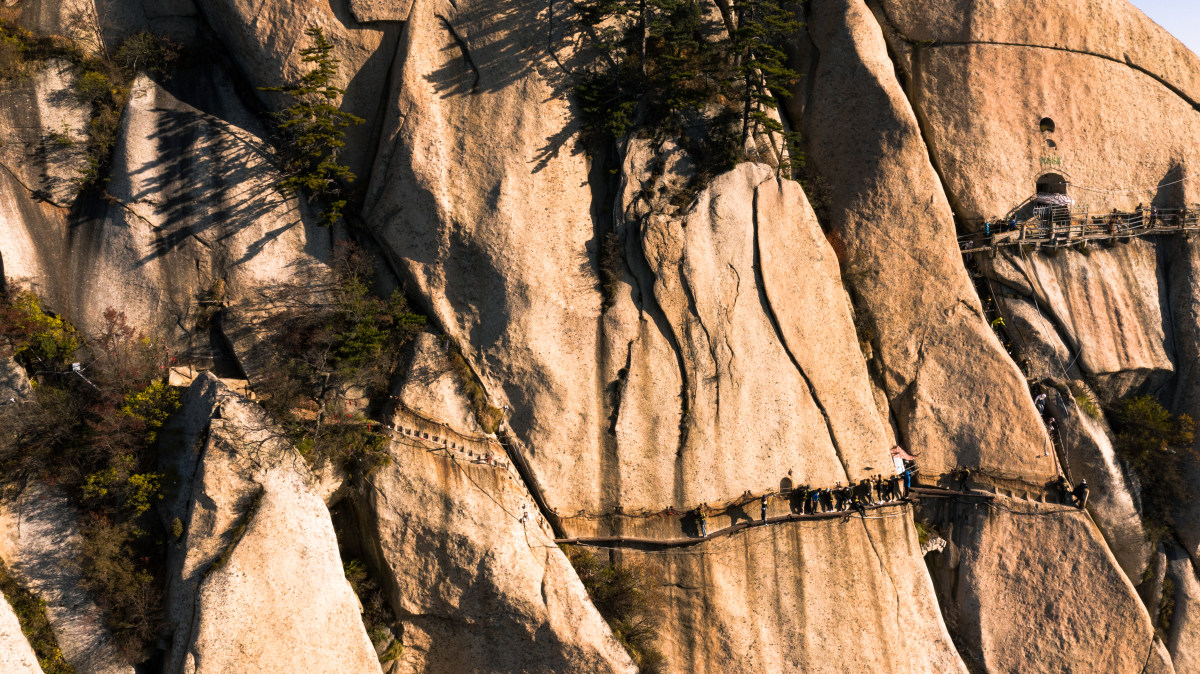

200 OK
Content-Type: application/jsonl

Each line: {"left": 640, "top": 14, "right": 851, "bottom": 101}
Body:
{"left": 438, "top": 15, "right": 480, "bottom": 93}
{"left": 0, "top": 159, "right": 67, "bottom": 209}
{"left": 751, "top": 179, "right": 850, "bottom": 480}
{"left": 868, "top": 0, "right": 1200, "bottom": 113}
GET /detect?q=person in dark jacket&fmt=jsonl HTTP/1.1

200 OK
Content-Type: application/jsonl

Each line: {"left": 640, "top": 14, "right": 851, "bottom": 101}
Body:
{"left": 956, "top": 466, "right": 973, "bottom": 492}
{"left": 1073, "top": 480, "right": 1090, "bottom": 509}
{"left": 761, "top": 495, "right": 769, "bottom": 522}
{"left": 1054, "top": 475, "right": 1072, "bottom": 504}
{"left": 819, "top": 488, "right": 834, "bottom": 513}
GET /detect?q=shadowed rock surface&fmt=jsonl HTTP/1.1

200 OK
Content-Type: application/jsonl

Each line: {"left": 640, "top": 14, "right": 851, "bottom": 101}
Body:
{"left": 159, "top": 373, "right": 379, "bottom": 674}
{"left": 0, "top": 485, "right": 133, "bottom": 674}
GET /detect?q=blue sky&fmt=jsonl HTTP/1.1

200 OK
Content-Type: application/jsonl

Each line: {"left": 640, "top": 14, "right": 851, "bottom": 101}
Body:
{"left": 1131, "top": 1, "right": 1200, "bottom": 55}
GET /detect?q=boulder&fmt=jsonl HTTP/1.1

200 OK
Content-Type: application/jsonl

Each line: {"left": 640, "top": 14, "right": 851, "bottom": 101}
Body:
{"left": 0, "top": 356, "right": 31, "bottom": 403}
{"left": 160, "top": 373, "right": 379, "bottom": 674}
{"left": 0, "top": 592, "right": 43, "bottom": 674}
{"left": 0, "top": 484, "right": 133, "bottom": 674}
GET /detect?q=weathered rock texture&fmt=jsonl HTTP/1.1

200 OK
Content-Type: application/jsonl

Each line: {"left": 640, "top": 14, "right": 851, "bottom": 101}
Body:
{"left": 0, "top": 484, "right": 133, "bottom": 674}
{"left": 0, "top": 59, "right": 90, "bottom": 208}
{"left": 925, "top": 498, "right": 1168, "bottom": 673}
{"left": 159, "top": 373, "right": 380, "bottom": 674}
{"left": 1051, "top": 390, "right": 1151, "bottom": 580}
{"left": 0, "top": 592, "right": 42, "bottom": 674}
{"left": 346, "top": 339, "right": 636, "bottom": 673}
{"left": 801, "top": 0, "right": 1055, "bottom": 485}
{"left": 991, "top": 242, "right": 1172, "bottom": 397}
{"left": 0, "top": 64, "right": 336, "bottom": 381}
{"left": 798, "top": 0, "right": 1175, "bottom": 669}
{"left": 192, "top": 0, "right": 402, "bottom": 176}
{"left": 618, "top": 507, "right": 965, "bottom": 674}
{"left": 0, "top": 356, "right": 31, "bottom": 403}
{"left": 3, "top": 0, "right": 1200, "bottom": 671}
{"left": 1165, "top": 237, "right": 1200, "bottom": 564}
{"left": 1166, "top": 547, "right": 1200, "bottom": 674}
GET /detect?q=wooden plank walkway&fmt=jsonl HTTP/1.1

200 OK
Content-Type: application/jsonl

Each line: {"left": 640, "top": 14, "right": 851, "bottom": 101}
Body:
{"left": 958, "top": 207, "right": 1200, "bottom": 254}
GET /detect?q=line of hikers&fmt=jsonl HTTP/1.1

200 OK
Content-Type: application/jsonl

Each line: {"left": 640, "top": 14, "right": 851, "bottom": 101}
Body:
{"left": 690, "top": 469, "right": 916, "bottom": 538}
{"left": 952, "top": 465, "right": 1089, "bottom": 509}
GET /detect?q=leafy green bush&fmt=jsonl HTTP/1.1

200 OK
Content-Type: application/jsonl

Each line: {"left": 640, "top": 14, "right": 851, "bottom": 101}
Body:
{"left": 114, "top": 32, "right": 177, "bottom": 76}
{"left": 915, "top": 520, "right": 939, "bottom": 546}
{"left": 0, "top": 297, "right": 174, "bottom": 664}
{"left": 74, "top": 70, "right": 112, "bottom": 103}
{"left": 0, "top": 560, "right": 74, "bottom": 673}
{"left": 1107, "top": 395, "right": 1197, "bottom": 544}
{"left": 577, "top": 0, "right": 803, "bottom": 182}
{"left": 120, "top": 380, "right": 180, "bottom": 444}
{"left": 77, "top": 516, "right": 163, "bottom": 660}
{"left": 563, "top": 545, "right": 664, "bottom": 673}
{"left": 1069, "top": 381, "right": 1101, "bottom": 420}
{"left": 256, "top": 242, "right": 424, "bottom": 472}
{"left": 1, "top": 290, "right": 83, "bottom": 369}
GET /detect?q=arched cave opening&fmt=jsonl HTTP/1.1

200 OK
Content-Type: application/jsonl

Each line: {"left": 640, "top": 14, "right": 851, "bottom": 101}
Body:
{"left": 1037, "top": 173, "right": 1068, "bottom": 195}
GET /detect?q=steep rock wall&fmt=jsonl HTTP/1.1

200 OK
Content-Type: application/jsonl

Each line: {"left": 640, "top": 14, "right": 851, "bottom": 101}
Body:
{"left": 616, "top": 508, "right": 965, "bottom": 674}
{"left": 364, "top": 0, "right": 609, "bottom": 517}
{"left": 0, "top": 67, "right": 334, "bottom": 377}
{"left": 989, "top": 242, "right": 1172, "bottom": 399}
{"left": 1164, "top": 238, "right": 1200, "bottom": 566}
{"left": 191, "top": 0, "right": 402, "bottom": 177}
{"left": 802, "top": 0, "right": 1054, "bottom": 485}
{"left": 346, "top": 335, "right": 636, "bottom": 673}
{"left": 0, "top": 484, "right": 133, "bottom": 674}
{"left": 1166, "top": 547, "right": 1200, "bottom": 674}
{"left": 925, "top": 497, "right": 1169, "bottom": 672}
{"left": 801, "top": 0, "right": 1167, "bottom": 668}
{"left": 0, "top": 60, "right": 89, "bottom": 298}
{"left": 875, "top": 0, "right": 1200, "bottom": 108}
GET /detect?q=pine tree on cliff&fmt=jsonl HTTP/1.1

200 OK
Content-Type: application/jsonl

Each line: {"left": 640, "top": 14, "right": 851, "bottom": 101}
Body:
{"left": 261, "top": 27, "right": 364, "bottom": 227}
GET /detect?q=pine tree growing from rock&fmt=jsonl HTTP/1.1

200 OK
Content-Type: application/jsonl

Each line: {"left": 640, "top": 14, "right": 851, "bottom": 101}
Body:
{"left": 261, "top": 27, "right": 364, "bottom": 227}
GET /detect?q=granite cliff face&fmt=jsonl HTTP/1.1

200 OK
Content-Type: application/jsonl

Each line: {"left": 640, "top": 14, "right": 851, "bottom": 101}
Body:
{"left": 2, "top": 0, "right": 1200, "bottom": 672}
